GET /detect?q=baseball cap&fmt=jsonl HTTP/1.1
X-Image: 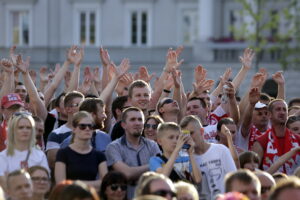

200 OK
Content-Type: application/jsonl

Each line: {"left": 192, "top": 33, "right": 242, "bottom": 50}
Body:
{"left": 1, "top": 93, "right": 24, "bottom": 109}
{"left": 255, "top": 101, "right": 267, "bottom": 109}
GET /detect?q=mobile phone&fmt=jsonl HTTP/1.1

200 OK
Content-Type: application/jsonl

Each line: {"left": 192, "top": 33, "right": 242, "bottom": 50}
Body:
{"left": 182, "top": 130, "right": 191, "bottom": 149}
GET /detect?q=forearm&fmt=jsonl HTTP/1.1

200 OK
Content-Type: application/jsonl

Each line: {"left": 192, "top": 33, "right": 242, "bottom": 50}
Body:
{"left": 0, "top": 71, "right": 14, "bottom": 100}
{"left": 232, "top": 66, "right": 249, "bottom": 90}
{"left": 101, "top": 66, "right": 109, "bottom": 90}
{"left": 241, "top": 104, "right": 255, "bottom": 137}
{"left": 67, "top": 64, "right": 80, "bottom": 92}
{"left": 266, "top": 149, "right": 298, "bottom": 174}
{"left": 276, "top": 83, "right": 285, "bottom": 100}
{"left": 99, "top": 77, "right": 118, "bottom": 105}
{"left": 229, "top": 98, "right": 240, "bottom": 124}
{"left": 227, "top": 137, "right": 240, "bottom": 168}
{"left": 211, "top": 83, "right": 223, "bottom": 98}
{"left": 161, "top": 150, "right": 180, "bottom": 177}
{"left": 189, "top": 154, "right": 202, "bottom": 183}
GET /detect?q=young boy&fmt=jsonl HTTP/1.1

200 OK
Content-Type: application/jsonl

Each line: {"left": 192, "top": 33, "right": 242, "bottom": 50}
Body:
{"left": 149, "top": 122, "right": 201, "bottom": 183}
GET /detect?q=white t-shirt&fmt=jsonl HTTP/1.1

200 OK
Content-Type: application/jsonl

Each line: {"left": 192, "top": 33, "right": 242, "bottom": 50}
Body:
{"left": 203, "top": 124, "right": 218, "bottom": 143}
{"left": 194, "top": 143, "right": 237, "bottom": 200}
{"left": 0, "top": 148, "right": 49, "bottom": 176}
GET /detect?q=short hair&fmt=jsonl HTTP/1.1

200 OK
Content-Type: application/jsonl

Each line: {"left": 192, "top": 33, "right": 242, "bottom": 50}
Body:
{"left": 180, "top": 115, "right": 202, "bottom": 129}
{"left": 32, "top": 115, "right": 43, "bottom": 124}
{"left": 57, "top": 181, "right": 99, "bottom": 200}
{"left": 64, "top": 91, "right": 84, "bottom": 107}
{"left": 55, "top": 92, "right": 66, "bottom": 108}
{"left": 225, "top": 169, "right": 261, "bottom": 194}
{"left": 239, "top": 151, "right": 259, "bottom": 169}
{"left": 7, "top": 112, "right": 36, "bottom": 156}
{"left": 48, "top": 180, "right": 74, "bottom": 200}
{"left": 268, "top": 99, "right": 286, "bottom": 112}
{"left": 28, "top": 165, "right": 50, "bottom": 179}
{"left": 111, "top": 96, "right": 128, "bottom": 119}
{"left": 286, "top": 115, "right": 300, "bottom": 128}
{"left": 100, "top": 171, "right": 127, "bottom": 200}
{"left": 7, "top": 169, "right": 31, "bottom": 189}
{"left": 268, "top": 177, "right": 300, "bottom": 200}
{"left": 79, "top": 98, "right": 104, "bottom": 115}
{"left": 157, "top": 122, "right": 181, "bottom": 139}
{"left": 217, "top": 117, "right": 235, "bottom": 132}
{"left": 260, "top": 93, "right": 272, "bottom": 103}
{"left": 128, "top": 80, "right": 150, "bottom": 98}
{"left": 187, "top": 97, "right": 207, "bottom": 108}
{"left": 135, "top": 172, "right": 175, "bottom": 198}
{"left": 288, "top": 98, "right": 300, "bottom": 108}
{"left": 121, "top": 107, "right": 143, "bottom": 122}
{"left": 174, "top": 181, "right": 199, "bottom": 200}
{"left": 272, "top": 172, "right": 288, "bottom": 183}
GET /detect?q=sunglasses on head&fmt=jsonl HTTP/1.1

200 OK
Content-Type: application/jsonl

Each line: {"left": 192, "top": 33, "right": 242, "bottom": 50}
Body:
{"left": 110, "top": 184, "right": 127, "bottom": 191}
{"left": 76, "top": 123, "right": 94, "bottom": 130}
{"left": 151, "top": 189, "right": 176, "bottom": 198}
{"left": 13, "top": 111, "right": 32, "bottom": 117}
{"left": 161, "top": 99, "right": 174, "bottom": 107}
{"left": 144, "top": 124, "right": 158, "bottom": 129}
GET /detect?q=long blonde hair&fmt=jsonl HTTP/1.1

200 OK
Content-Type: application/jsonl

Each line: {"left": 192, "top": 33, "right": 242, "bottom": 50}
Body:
{"left": 7, "top": 112, "right": 36, "bottom": 156}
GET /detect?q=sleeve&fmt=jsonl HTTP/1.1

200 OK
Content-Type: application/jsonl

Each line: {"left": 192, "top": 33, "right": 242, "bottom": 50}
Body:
{"left": 56, "top": 148, "right": 67, "bottom": 163}
{"left": 105, "top": 143, "right": 123, "bottom": 167}
{"left": 0, "top": 153, "right": 8, "bottom": 176}
{"left": 149, "top": 156, "right": 164, "bottom": 171}
{"left": 96, "top": 151, "right": 107, "bottom": 164}
{"left": 46, "top": 131, "right": 60, "bottom": 151}
{"left": 221, "top": 145, "right": 237, "bottom": 173}
{"left": 150, "top": 142, "right": 162, "bottom": 156}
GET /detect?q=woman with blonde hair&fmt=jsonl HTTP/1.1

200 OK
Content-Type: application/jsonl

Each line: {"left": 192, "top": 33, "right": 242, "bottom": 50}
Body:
{"left": 55, "top": 111, "right": 108, "bottom": 189}
{"left": 0, "top": 112, "right": 49, "bottom": 190}
{"left": 174, "top": 181, "right": 199, "bottom": 200}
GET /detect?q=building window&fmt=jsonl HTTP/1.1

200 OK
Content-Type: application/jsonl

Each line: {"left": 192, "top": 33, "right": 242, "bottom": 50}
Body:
{"left": 130, "top": 11, "right": 149, "bottom": 46}
{"left": 11, "top": 10, "right": 30, "bottom": 45}
{"left": 79, "top": 11, "right": 96, "bottom": 46}
{"left": 229, "top": 10, "right": 244, "bottom": 39}
{"left": 181, "top": 9, "right": 198, "bottom": 45}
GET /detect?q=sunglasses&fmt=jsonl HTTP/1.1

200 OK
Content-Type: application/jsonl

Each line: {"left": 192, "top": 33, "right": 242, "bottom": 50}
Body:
{"left": 160, "top": 99, "right": 174, "bottom": 107}
{"left": 151, "top": 189, "right": 176, "bottom": 198}
{"left": 76, "top": 123, "right": 94, "bottom": 130}
{"left": 110, "top": 184, "right": 127, "bottom": 191}
{"left": 13, "top": 111, "right": 32, "bottom": 117}
{"left": 144, "top": 124, "right": 158, "bottom": 129}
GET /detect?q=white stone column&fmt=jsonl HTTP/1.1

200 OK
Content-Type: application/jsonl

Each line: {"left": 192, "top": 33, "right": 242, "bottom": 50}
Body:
{"left": 193, "top": 0, "right": 215, "bottom": 61}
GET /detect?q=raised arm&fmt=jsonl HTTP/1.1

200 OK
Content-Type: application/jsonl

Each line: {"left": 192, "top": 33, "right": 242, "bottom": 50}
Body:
{"left": 16, "top": 55, "right": 47, "bottom": 120}
{"left": 99, "top": 47, "right": 112, "bottom": 90}
{"left": 272, "top": 71, "right": 285, "bottom": 100}
{"left": 224, "top": 81, "right": 240, "bottom": 124}
{"left": 240, "top": 88, "right": 260, "bottom": 138}
{"left": 66, "top": 46, "right": 84, "bottom": 92}
{"left": 0, "top": 58, "right": 15, "bottom": 100}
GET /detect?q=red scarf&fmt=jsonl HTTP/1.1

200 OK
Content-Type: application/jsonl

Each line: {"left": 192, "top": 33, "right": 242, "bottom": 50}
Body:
{"left": 262, "top": 127, "right": 300, "bottom": 174}
{"left": 248, "top": 125, "right": 266, "bottom": 150}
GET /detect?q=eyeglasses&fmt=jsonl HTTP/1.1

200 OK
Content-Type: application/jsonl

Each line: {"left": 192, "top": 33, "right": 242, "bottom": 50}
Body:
{"left": 76, "top": 123, "right": 94, "bottom": 130}
{"left": 160, "top": 99, "right": 174, "bottom": 107}
{"left": 110, "top": 184, "right": 127, "bottom": 191}
{"left": 261, "top": 186, "right": 272, "bottom": 194}
{"left": 31, "top": 177, "right": 50, "bottom": 182}
{"left": 144, "top": 124, "right": 158, "bottom": 130}
{"left": 151, "top": 189, "right": 176, "bottom": 198}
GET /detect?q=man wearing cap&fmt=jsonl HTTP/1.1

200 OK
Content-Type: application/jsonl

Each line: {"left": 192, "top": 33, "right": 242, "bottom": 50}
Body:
{"left": 252, "top": 99, "right": 300, "bottom": 174}
{"left": 239, "top": 88, "right": 270, "bottom": 150}
{"left": 0, "top": 93, "right": 24, "bottom": 151}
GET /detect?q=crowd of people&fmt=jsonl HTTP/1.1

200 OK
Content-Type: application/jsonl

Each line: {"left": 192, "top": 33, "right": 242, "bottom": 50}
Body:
{"left": 0, "top": 45, "right": 300, "bottom": 200}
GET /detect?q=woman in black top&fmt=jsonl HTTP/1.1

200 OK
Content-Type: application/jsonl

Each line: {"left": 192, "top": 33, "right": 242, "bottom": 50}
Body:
{"left": 55, "top": 111, "right": 108, "bottom": 189}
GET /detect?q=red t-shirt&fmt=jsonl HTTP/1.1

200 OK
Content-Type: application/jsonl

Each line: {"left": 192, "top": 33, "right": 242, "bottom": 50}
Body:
{"left": 0, "top": 120, "right": 7, "bottom": 151}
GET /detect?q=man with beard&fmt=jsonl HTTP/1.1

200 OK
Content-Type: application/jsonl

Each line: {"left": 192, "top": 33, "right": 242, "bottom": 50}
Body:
{"left": 252, "top": 99, "right": 300, "bottom": 174}
{"left": 106, "top": 107, "right": 161, "bottom": 199}
{"left": 60, "top": 98, "right": 111, "bottom": 153}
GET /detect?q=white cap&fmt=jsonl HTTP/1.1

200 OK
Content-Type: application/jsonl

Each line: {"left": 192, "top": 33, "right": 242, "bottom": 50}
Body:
{"left": 255, "top": 101, "right": 267, "bottom": 109}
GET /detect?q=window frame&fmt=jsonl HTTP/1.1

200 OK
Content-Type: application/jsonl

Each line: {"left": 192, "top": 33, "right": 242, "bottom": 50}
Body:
{"left": 5, "top": 4, "right": 33, "bottom": 47}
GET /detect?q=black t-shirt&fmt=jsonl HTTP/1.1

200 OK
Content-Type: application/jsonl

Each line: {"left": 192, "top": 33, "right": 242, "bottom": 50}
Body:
{"left": 111, "top": 121, "right": 125, "bottom": 141}
{"left": 56, "top": 146, "right": 106, "bottom": 180}
{"left": 44, "top": 113, "right": 66, "bottom": 144}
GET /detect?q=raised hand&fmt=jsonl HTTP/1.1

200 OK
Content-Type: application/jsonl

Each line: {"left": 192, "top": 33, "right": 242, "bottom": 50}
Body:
{"left": 165, "top": 49, "right": 184, "bottom": 72}
{"left": 250, "top": 72, "right": 265, "bottom": 88}
{"left": 272, "top": 71, "right": 285, "bottom": 85}
{"left": 249, "top": 87, "right": 260, "bottom": 105}
{"left": 0, "top": 58, "right": 14, "bottom": 73}
{"left": 239, "top": 48, "right": 255, "bottom": 69}
{"left": 93, "top": 67, "right": 102, "bottom": 83}
{"left": 15, "top": 55, "right": 30, "bottom": 73}
{"left": 137, "top": 66, "right": 155, "bottom": 83}
{"left": 175, "top": 45, "right": 184, "bottom": 57}
{"left": 66, "top": 46, "right": 84, "bottom": 66}
{"left": 171, "top": 67, "right": 181, "bottom": 89}
{"left": 39, "top": 66, "right": 49, "bottom": 83}
{"left": 163, "top": 74, "right": 174, "bottom": 91}
{"left": 79, "top": 77, "right": 92, "bottom": 95}
{"left": 99, "top": 47, "right": 112, "bottom": 67}
{"left": 220, "top": 68, "right": 232, "bottom": 86}
{"left": 221, "top": 124, "right": 232, "bottom": 138}
{"left": 223, "top": 81, "right": 236, "bottom": 100}
{"left": 192, "top": 79, "right": 215, "bottom": 95}
{"left": 194, "top": 65, "right": 207, "bottom": 84}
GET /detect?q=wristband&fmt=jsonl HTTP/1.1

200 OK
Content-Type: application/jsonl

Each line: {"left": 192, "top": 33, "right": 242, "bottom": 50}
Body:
{"left": 163, "top": 89, "right": 171, "bottom": 93}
